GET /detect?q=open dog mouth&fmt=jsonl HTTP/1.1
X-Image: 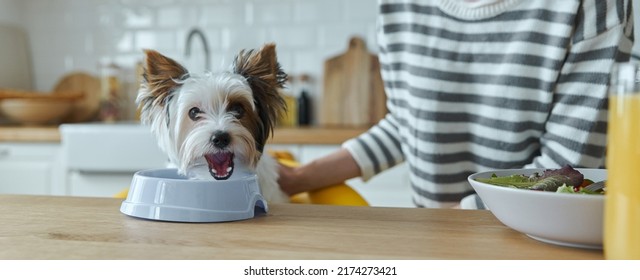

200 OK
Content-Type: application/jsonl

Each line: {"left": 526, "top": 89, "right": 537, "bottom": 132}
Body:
{"left": 204, "top": 152, "right": 234, "bottom": 180}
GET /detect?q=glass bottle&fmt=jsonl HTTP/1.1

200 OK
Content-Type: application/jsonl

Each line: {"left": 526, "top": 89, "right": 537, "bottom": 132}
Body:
{"left": 297, "top": 74, "right": 312, "bottom": 126}
{"left": 99, "top": 63, "right": 122, "bottom": 123}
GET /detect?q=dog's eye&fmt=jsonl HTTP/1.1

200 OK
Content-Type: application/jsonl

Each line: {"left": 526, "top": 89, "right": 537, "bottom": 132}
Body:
{"left": 228, "top": 103, "right": 245, "bottom": 119}
{"left": 188, "top": 107, "right": 202, "bottom": 121}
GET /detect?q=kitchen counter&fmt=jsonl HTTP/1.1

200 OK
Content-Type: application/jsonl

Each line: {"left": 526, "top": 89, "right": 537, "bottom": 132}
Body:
{"left": 0, "top": 126, "right": 60, "bottom": 142}
{"left": 270, "top": 126, "right": 367, "bottom": 144}
{"left": 0, "top": 125, "right": 366, "bottom": 144}
{"left": 0, "top": 195, "right": 602, "bottom": 259}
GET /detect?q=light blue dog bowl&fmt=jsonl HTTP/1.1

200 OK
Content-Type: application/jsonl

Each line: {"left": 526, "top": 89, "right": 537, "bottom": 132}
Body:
{"left": 120, "top": 168, "right": 267, "bottom": 222}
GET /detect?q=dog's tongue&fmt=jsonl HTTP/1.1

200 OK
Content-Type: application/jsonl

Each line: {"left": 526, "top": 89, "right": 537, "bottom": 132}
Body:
{"left": 204, "top": 152, "right": 234, "bottom": 180}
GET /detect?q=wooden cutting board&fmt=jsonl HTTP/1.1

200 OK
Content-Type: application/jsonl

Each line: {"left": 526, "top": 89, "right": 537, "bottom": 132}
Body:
{"left": 53, "top": 72, "right": 101, "bottom": 123}
{"left": 321, "top": 37, "right": 386, "bottom": 127}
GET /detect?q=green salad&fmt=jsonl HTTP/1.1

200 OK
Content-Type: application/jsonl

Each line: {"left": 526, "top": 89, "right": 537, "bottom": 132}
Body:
{"left": 475, "top": 165, "right": 604, "bottom": 195}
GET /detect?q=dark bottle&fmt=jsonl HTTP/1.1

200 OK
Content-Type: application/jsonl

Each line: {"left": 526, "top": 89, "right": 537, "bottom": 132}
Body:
{"left": 297, "top": 74, "right": 312, "bottom": 126}
{"left": 297, "top": 90, "right": 311, "bottom": 125}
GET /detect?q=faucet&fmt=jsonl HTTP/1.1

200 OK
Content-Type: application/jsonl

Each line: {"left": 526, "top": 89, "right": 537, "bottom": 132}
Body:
{"left": 185, "top": 28, "right": 211, "bottom": 71}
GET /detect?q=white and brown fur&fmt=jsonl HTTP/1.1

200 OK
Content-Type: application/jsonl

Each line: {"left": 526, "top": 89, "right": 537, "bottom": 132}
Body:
{"left": 137, "top": 44, "right": 289, "bottom": 203}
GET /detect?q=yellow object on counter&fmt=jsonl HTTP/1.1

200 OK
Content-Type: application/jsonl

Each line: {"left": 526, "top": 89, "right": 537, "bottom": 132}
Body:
{"left": 114, "top": 188, "right": 128, "bottom": 199}
{"left": 275, "top": 155, "right": 368, "bottom": 207}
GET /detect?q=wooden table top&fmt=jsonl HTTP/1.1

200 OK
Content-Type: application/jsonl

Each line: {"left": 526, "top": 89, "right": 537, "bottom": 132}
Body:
{"left": 0, "top": 195, "right": 602, "bottom": 260}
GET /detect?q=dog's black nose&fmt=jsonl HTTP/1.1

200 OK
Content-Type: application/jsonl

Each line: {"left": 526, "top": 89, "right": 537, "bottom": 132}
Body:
{"left": 211, "top": 131, "right": 231, "bottom": 148}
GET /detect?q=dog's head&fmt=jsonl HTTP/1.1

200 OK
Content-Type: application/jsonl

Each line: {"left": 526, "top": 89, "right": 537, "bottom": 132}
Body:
{"left": 137, "top": 44, "right": 286, "bottom": 180}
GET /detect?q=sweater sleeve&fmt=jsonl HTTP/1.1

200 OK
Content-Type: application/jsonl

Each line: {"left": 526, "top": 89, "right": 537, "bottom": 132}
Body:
{"left": 342, "top": 113, "right": 405, "bottom": 181}
{"left": 524, "top": 0, "right": 634, "bottom": 169}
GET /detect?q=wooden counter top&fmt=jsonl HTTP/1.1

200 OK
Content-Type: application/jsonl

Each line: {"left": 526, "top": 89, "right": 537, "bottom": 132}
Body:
{"left": 0, "top": 195, "right": 602, "bottom": 260}
{"left": 269, "top": 126, "right": 367, "bottom": 145}
{"left": 0, "top": 126, "right": 366, "bottom": 145}
{"left": 0, "top": 126, "right": 60, "bottom": 142}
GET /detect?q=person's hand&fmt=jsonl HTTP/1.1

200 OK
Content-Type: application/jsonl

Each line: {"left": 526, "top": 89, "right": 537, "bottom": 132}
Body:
{"left": 277, "top": 163, "right": 305, "bottom": 196}
{"left": 276, "top": 148, "right": 362, "bottom": 196}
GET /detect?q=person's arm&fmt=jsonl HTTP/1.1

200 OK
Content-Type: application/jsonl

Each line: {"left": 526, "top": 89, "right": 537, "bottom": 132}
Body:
{"left": 524, "top": 0, "right": 634, "bottom": 169}
{"left": 279, "top": 112, "right": 405, "bottom": 196}
{"left": 278, "top": 148, "right": 361, "bottom": 195}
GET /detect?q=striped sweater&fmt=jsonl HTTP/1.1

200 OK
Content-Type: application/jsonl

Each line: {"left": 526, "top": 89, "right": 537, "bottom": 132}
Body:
{"left": 342, "top": 0, "right": 634, "bottom": 208}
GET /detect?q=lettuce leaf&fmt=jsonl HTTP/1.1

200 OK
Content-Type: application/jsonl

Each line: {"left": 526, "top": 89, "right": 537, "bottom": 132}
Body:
{"left": 475, "top": 174, "right": 537, "bottom": 189}
{"left": 555, "top": 184, "right": 575, "bottom": 193}
{"left": 475, "top": 165, "right": 584, "bottom": 192}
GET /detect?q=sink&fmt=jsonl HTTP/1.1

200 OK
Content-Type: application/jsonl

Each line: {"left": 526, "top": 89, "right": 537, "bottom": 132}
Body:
{"left": 60, "top": 122, "right": 167, "bottom": 172}
{"left": 59, "top": 122, "right": 169, "bottom": 197}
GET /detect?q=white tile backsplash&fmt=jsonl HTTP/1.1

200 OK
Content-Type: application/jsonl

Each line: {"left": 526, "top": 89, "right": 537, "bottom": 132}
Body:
{"left": 293, "top": 0, "right": 344, "bottom": 23}
{"left": 345, "top": 0, "right": 380, "bottom": 21}
{"left": 253, "top": 1, "right": 294, "bottom": 25}
{"left": 199, "top": 3, "right": 247, "bottom": 27}
{"left": 122, "top": 6, "right": 155, "bottom": 28}
{"left": 1, "top": 0, "right": 379, "bottom": 122}
{"left": 221, "top": 26, "right": 267, "bottom": 50}
{"left": 0, "top": 0, "right": 23, "bottom": 26}
{"left": 266, "top": 26, "right": 317, "bottom": 49}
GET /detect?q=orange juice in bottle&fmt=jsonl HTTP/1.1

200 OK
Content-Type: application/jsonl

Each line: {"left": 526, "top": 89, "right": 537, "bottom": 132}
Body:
{"left": 605, "top": 63, "right": 640, "bottom": 259}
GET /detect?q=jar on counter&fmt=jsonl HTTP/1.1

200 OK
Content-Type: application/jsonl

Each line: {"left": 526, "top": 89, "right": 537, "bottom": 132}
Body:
{"left": 277, "top": 75, "right": 297, "bottom": 127}
{"left": 135, "top": 61, "right": 144, "bottom": 121}
{"left": 278, "top": 88, "right": 297, "bottom": 127}
{"left": 99, "top": 63, "right": 122, "bottom": 123}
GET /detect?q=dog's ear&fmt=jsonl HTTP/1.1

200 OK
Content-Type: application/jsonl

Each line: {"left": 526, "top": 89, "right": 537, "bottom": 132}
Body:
{"left": 138, "top": 49, "right": 188, "bottom": 110}
{"left": 232, "top": 44, "right": 287, "bottom": 151}
{"left": 233, "top": 44, "right": 286, "bottom": 90}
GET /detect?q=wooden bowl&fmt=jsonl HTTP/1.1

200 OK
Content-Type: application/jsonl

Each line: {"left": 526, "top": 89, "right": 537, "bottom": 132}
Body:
{"left": 0, "top": 89, "right": 83, "bottom": 125}
{"left": 0, "top": 98, "right": 73, "bottom": 125}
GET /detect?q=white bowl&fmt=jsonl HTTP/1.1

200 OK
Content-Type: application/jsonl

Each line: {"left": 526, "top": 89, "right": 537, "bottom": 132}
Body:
{"left": 120, "top": 168, "right": 267, "bottom": 222}
{"left": 468, "top": 168, "right": 605, "bottom": 249}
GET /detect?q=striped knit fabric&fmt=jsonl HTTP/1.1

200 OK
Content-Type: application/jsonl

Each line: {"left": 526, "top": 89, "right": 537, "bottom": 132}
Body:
{"left": 342, "top": 0, "right": 634, "bottom": 208}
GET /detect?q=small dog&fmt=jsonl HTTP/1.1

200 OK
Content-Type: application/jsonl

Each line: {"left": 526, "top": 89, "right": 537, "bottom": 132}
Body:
{"left": 137, "top": 43, "right": 290, "bottom": 203}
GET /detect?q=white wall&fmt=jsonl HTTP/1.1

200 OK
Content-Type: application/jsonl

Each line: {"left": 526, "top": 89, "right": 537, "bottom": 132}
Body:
{"left": 14, "top": 0, "right": 378, "bottom": 122}
{"left": 0, "top": 0, "right": 23, "bottom": 26}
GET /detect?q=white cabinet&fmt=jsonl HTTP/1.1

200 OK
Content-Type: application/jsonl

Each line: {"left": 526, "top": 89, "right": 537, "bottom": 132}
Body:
{"left": 0, "top": 143, "right": 61, "bottom": 195}
{"left": 59, "top": 123, "right": 168, "bottom": 197}
{"left": 0, "top": 138, "right": 412, "bottom": 206}
{"left": 265, "top": 143, "right": 413, "bottom": 208}
{"left": 66, "top": 171, "right": 134, "bottom": 197}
